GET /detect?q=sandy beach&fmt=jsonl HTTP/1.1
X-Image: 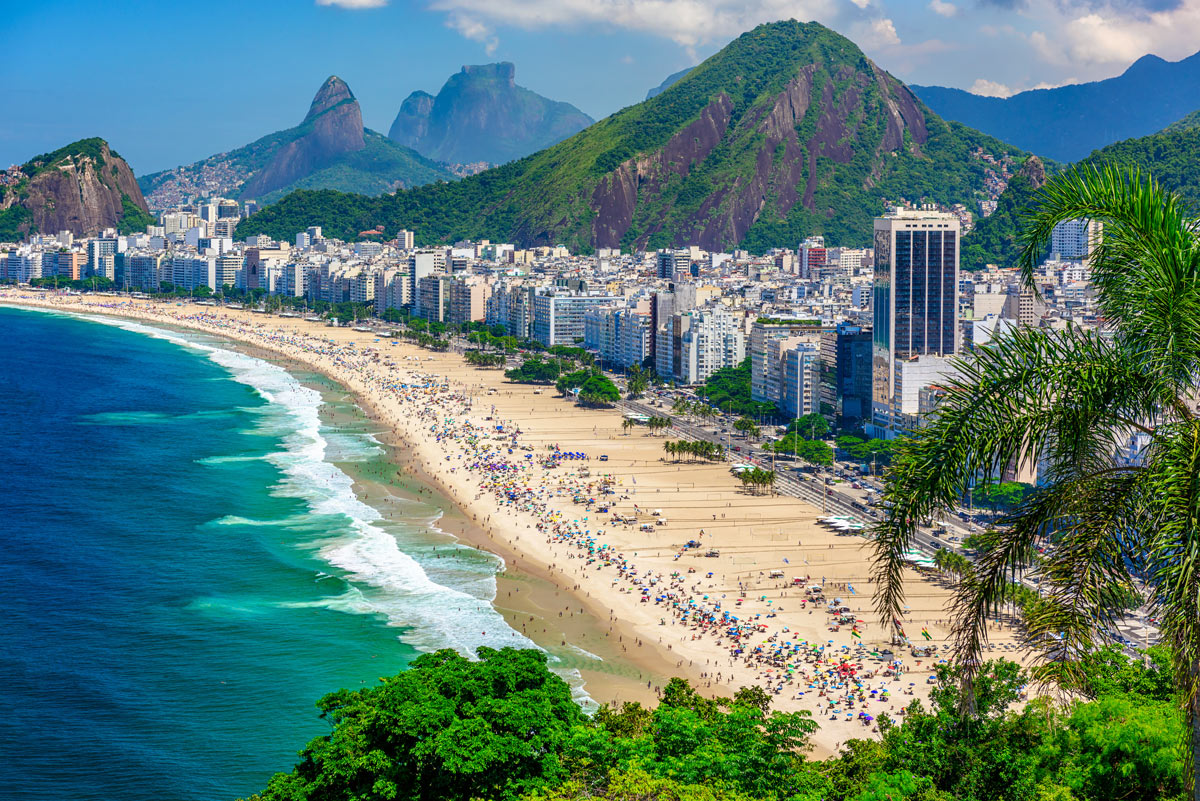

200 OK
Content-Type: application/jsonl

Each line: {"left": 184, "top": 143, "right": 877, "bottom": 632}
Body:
{"left": 1, "top": 289, "right": 1028, "bottom": 755}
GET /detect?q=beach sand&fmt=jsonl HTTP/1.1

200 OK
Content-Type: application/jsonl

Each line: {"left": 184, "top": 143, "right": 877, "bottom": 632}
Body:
{"left": 2, "top": 290, "right": 1028, "bottom": 755}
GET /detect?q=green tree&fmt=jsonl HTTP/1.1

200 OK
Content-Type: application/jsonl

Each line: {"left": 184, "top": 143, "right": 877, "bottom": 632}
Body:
{"left": 871, "top": 165, "right": 1200, "bottom": 797}
{"left": 626, "top": 365, "right": 649, "bottom": 399}
{"left": 249, "top": 648, "right": 584, "bottom": 801}
{"left": 789, "top": 413, "right": 830, "bottom": 441}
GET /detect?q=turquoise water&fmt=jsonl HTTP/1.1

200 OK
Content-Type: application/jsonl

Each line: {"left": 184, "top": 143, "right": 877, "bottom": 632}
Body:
{"left": 0, "top": 306, "right": 534, "bottom": 800}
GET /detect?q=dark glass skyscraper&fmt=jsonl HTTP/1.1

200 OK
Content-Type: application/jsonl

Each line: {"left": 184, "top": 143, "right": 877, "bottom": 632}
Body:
{"left": 871, "top": 210, "right": 960, "bottom": 435}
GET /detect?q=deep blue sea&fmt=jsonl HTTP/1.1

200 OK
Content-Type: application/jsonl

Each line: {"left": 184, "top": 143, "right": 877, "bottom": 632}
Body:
{"left": 0, "top": 306, "right": 536, "bottom": 801}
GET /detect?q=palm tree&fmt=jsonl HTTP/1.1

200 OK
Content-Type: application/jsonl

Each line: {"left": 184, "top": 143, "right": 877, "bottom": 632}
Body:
{"left": 871, "top": 165, "right": 1200, "bottom": 795}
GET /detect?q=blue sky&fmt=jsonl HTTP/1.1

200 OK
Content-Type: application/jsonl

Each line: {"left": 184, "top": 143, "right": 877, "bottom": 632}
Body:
{"left": 3, "top": 0, "right": 1198, "bottom": 174}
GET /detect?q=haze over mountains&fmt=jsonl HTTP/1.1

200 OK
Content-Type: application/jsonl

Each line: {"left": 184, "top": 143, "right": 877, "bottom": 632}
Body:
{"left": 911, "top": 49, "right": 1200, "bottom": 162}
{"left": 138, "top": 77, "right": 453, "bottom": 209}
{"left": 388, "top": 63, "right": 593, "bottom": 166}
{"left": 240, "top": 21, "right": 1026, "bottom": 253}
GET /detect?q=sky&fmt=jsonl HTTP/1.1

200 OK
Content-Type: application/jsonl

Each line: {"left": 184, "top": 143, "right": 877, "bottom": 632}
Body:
{"left": 3, "top": 0, "right": 1200, "bottom": 174}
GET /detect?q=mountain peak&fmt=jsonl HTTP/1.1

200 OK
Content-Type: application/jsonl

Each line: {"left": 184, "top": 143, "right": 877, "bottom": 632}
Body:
{"left": 388, "top": 62, "right": 591, "bottom": 165}
{"left": 305, "top": 75, "right": 356, "bottom": 123}
{"left": 460, "top": 62, "right": 516, "bottom": 86}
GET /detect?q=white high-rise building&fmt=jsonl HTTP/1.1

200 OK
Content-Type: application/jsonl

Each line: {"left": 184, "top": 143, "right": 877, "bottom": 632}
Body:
{"left": 1050, "top": 218, "right": 1102, "bottom": 261}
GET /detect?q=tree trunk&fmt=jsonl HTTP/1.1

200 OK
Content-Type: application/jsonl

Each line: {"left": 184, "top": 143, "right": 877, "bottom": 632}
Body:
{"left": 1191, "top": 674, "right": 1200, "bottom": 801}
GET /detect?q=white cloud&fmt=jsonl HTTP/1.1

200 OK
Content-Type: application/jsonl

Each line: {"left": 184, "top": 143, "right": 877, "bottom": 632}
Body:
{"left": 1028, "top": 1, "right": 1200, "bottom": 69}
{"left": 445, "top": 10, "right": 500, "bottom": 54}
{"left": 316, "top": 0, "right": 387, "bottom": 8}
{"left": 928, "top": 0, "right": 957, "bottom": 17}
{"left": 969, "top": 78, "right": 1013, "bottom": 97}
{"left": 854, "top": 16, "right": 901, "bottom": 48}
{"left": 426, "top": 0, "right": 838, "bottom": 49}
{"left": 848, "top": 0, "right": 871, "bottom": 8}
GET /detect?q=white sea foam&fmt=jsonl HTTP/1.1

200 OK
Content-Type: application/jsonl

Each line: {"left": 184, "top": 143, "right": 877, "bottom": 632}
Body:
{"left": 78, "top": 313, "right": 538, "bottom": 657}
{"left": 65, "top": 311, "right": 591, "bottom": 699}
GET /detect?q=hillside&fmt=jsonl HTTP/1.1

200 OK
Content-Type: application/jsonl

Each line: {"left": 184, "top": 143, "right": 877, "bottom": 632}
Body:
{"left": 959, "top": 156, "right": 1047, "bottom": 270}
{"left": 645, "top": 67, "right": 693, "bottom": 100}
{"left": 1163, "top": 108, "right": 1200, "bottom": 133}
{"left": 388, "top": 63, "right": 593, "bottom": 165}
{"left": 911, "top": 49, "right": 1200, "bottom": 162}
{"left": 139, "top": 77, "right": 453, "bottom": 208}
{"left": 239, "top": 21, "right": 1025, "bottom": 252}
{"left": 0, "top": 138, "right": 153, "bottom": 240}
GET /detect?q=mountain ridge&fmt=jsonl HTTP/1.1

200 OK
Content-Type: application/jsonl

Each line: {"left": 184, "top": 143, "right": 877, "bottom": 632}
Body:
{"left": 911, "top": 48, "right": 1200, "bottom": 161}
{"left": 239, "top": 21, "right": 1026, "bottom": 252}
{"left": 139, "top": 77, "right": 453, "bottom": 208}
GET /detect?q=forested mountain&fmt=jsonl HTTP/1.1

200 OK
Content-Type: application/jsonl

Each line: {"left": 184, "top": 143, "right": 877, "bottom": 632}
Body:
{"left": 238, "top": 21, "right": 1024, "bottom": 252}
{"left": 911, "top": 49, "right": 1200, "bottom": 162}
{"left": 139, "top": 77, "right": 452, "bottom": 208}
{"left": 388, "top": 63, "right": 593, "bottom": 165}
{"left": 960, "top": 156, "right": 1048, "bottom": 271}
{"left": 959, "top": 113, "right": 1200, "bottom": 270}
{"left": 0, "top": 138, "right": 152, "bottom": 239}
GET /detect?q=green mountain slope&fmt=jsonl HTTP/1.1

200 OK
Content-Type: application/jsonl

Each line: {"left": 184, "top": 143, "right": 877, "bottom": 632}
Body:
{"left": 1084, "top": 124, "right": 1200, "bottom": 203}
{"left": 960, "top": 156, "right": 1047, "bottom": 270}
{"left": 139, "top": 78, "right": 453, "bottom": 208}
{"left": 962, "top": 118, "right": 1200, "bottom": 270}
{"left": 1163, "top": 108, "right": 1200, "bottom": 133}
{"left": 238, "top": 21, "right": 1025, "bottom": 251}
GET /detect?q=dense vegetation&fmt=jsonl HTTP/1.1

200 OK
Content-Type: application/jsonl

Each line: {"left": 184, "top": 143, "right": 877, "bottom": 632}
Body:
{"left": 700, "top": 358, "right": 777, "bottom": 417}
{"left": 237, "top": 21, "right": 1023, "bottom": 252}
{"left": 959, "top": 158, "right": 1047, "bottom": 271}
{"left": 243, "top": 645, "right": 1187, "bottom": 801}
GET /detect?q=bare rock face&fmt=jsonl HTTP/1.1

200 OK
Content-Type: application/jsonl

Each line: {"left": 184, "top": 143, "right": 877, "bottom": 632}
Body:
{"left": 242, "top": 76, "right": 366, "bottom": 199}
{"left": 388, "top": 91, "right": 434, "bottom": 150}
{"left": 1020, "top": 154, "right": 1047, "bottom": 190}
{"left": 1, "top": 139, "right": 149, "bottom": 237}
{"left": 387, "top": 62, "right": 593, "bottom": 165}
{"left": 587, "top": 57, "right": 934, "bottom": 252}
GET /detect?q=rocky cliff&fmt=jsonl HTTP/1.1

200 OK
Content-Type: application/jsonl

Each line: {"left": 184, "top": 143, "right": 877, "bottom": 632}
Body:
{"left": 0, "top": 138, "right": 152, "bottom": 239}
{"left": 387, "top": 62, "right": 593, "bottom": 165}
{"left": 139, "top": 77, "right": 453, "bottom": 207}
{"left": 241, "top": 21, "right": 1026, "bottom": 252}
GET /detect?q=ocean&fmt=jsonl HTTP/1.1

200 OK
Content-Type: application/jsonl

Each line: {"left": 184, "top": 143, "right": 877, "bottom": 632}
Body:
{"left": 0, "top": 306, "right": 537, "bottom": 801}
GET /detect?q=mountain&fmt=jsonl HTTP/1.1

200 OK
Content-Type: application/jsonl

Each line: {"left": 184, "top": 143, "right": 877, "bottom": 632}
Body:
{"left": 960, "top": 155, "right": 1048, "bottom": 270}
{"left": 240, "top": 21, "right": 1026, "bottom": 252}
{"left": 0, "top": 138, "right": 153, "bottom": 240}
{"left": 911, "top": 50, "right": 1200, "bottom": 162}
{"left": 960, "top": 115, "right": 1200, "bottom": 270}
{"left": 1080, "top": 121, "right": 1200, "bottom": 205}
{"left": 387, "top": 62, "right": 593, "bottom": 165}
{"left": 646, "top": 67, "right": 693, "bottom": 100}
{"left": 139, "top": 77, "right": 453, "bottom": 208}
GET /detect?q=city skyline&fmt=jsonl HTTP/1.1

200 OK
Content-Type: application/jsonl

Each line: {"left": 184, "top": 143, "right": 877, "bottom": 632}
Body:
{"left": 4, "top": 0, "right": 1200, "bottom": 173}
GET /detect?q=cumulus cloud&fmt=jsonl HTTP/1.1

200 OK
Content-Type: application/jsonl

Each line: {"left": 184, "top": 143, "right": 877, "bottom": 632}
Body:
{"left": 426, "top": 0, "right": 838, "bottom": 49}
{"left": 969, "top": 78, "right": 1014, "bottom": 96}
{"left": 929, "top": 0, "right": 958, "bottom": 16}
{"left": 859, "top": 17, "right": 901, "bottom": 47}
{"left": 316, "top": 0, "right": 387, "bottom": 8}
{"left": 1028, "top": 0, "right": 1200, "bottom": 67}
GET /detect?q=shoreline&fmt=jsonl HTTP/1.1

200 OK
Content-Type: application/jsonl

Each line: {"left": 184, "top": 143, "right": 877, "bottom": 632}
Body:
{"left": 1, "top": 290, "right": 1027, "bottom": 755}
